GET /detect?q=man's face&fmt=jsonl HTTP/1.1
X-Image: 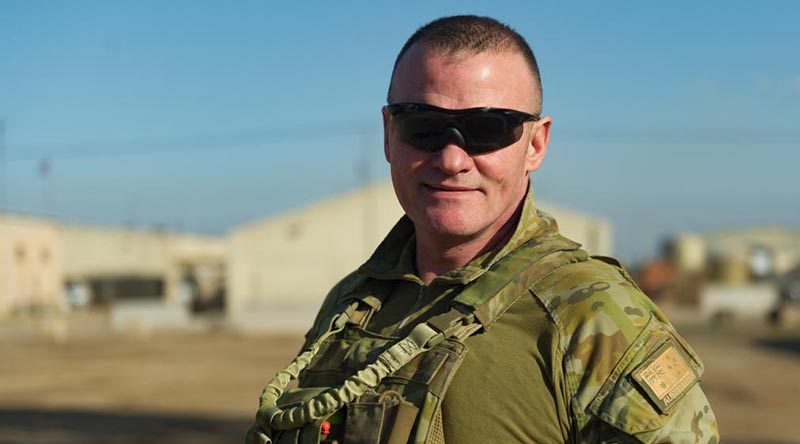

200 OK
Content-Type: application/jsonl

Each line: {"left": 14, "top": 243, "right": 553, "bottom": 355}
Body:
{"left": 383, "top": 44, "right": 551, "bottom": 242}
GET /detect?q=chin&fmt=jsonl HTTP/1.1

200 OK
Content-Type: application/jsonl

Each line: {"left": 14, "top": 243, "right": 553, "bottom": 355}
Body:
{"left": 421, "top": 210, "right": 484, "bottom": 239}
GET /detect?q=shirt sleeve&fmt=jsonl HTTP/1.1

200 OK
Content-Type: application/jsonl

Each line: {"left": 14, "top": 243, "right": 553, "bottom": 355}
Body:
{"left": 547, "top": 260, "right": 719, "bottom": 443}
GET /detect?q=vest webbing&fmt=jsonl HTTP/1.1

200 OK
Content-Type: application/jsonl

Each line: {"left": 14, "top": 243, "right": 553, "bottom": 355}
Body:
{"left": 342, "top": 232, "right": 588, "bottom": 333}
{"left": 250, "top": 233, "right": 589, "bottom": 443}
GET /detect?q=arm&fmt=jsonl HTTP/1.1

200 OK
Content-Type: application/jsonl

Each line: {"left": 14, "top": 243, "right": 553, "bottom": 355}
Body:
{"left": 539, "top": 259, "right": 719, "bottom": 443}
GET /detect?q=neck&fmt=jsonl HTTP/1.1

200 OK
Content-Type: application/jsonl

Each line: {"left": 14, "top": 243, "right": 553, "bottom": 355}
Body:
{"left": 414, "top": 198, "right": 525, "bottom": 285}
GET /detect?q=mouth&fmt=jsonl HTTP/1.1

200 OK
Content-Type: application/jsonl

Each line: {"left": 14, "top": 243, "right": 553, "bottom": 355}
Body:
{"left": 423, "top": 183, "right": 478, "bottom": 193}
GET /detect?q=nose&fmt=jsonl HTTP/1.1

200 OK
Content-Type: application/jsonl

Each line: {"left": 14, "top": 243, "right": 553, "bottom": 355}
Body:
{"left": 431, "top": 142, "right": 473, "bottom": 175}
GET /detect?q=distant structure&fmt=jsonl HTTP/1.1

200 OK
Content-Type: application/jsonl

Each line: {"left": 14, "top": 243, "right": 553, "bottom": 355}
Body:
{"left": 639, "top": 226, "right": 800, "bottom": 325}
{"left": 544, "top": 201, "right": 613, "bottom": 258}
{"left": 0, "top": 212, "right": 226, "bottom": 319}
{"left": 1, "top": 183, "right": 613, "bottom": 332}
{"left": 227, "top": 181, "right": 612, "bottom": 332}
{"left": 0, "top": 213, "right": 64, "bottom": 316}
{"left": 671, "top": 226, "right": 800, "bottom": 283}
{"left": 62, "top": 224, "right": 226, "bottom": 309}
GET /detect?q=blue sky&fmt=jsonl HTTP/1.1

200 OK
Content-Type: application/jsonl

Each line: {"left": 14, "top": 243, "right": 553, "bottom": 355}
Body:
{"left": 1, "top": 1, "right": 798, "bottom": 262}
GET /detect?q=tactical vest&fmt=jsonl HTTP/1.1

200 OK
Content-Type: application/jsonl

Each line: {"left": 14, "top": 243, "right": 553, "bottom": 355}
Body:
{"left": 246, "top": 234, "right": 587, "bottom": 444}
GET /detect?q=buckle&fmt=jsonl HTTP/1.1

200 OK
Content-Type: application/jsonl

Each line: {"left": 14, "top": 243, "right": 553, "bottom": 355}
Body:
{"left": 424, "top": 309, "right": 475, "bottom": 347}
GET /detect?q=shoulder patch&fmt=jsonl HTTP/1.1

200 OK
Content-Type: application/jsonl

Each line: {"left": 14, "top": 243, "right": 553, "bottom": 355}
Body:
{"left": 631, "top": 338, "right": 699, "bottom": 414}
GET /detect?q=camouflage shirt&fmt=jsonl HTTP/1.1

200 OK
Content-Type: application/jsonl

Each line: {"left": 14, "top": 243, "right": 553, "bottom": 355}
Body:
{"left": 303, "top": 188, "right": 719, "bottom": 444}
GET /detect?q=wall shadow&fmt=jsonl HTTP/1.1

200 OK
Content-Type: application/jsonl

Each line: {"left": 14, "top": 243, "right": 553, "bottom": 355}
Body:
{"left": 1, "top": 407, "right": 796, "bottom": 444}
{"left": 0, "top": 408, "right": 251, "bottom": 444}
{"left": 756, "top": 337, "right": 800, "bottom": 357}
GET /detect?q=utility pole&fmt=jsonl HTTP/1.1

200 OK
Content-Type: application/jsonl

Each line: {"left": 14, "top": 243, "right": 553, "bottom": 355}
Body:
{"left": 0, "top": 120, "right": 6, "bottom": 313}
{"left": 359, "top": 126, "right": 375, "bottom": 258}
{"left": 39, "top": 156, "right": 53, "bottom": 217}
{"left": 0, "top": 119, "right": 6, "bottom": 211}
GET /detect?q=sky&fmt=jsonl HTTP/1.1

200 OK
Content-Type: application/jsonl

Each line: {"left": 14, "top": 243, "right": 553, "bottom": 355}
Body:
{"left": 1, "top": 1, "right": 798, "bottom": 263}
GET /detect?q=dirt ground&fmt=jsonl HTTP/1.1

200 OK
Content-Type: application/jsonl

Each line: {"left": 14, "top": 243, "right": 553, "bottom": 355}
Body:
{"left": 1, "top": 312, "right": 799, "bottom": 444}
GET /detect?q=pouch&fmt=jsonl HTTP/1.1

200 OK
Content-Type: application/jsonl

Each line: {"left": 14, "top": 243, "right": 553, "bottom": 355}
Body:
{"left": 271, "top": 387, "right": 344, "bottom": 444}
{"left": 344, "top": 391, "right": 420, "bottom": 444}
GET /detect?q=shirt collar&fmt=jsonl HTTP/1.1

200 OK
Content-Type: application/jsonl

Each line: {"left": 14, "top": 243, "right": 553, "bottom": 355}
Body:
{"left": 358, "top": 182, "right": 562, "bottom": 286}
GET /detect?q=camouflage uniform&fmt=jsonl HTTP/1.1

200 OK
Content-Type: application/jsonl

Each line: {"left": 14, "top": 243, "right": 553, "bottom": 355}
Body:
{"left": 251, "top": 188, "right": 719, "bottom": 444}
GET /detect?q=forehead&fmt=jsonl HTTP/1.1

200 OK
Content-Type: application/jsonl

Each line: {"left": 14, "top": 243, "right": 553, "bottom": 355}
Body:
{"left": 390, "top": 44, "right": 537, "bottom": 112}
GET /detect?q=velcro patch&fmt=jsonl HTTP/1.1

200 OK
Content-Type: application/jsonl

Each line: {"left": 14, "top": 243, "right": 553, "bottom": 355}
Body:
{"left": 631, "top": 338, "right": 699, "bottom": 413}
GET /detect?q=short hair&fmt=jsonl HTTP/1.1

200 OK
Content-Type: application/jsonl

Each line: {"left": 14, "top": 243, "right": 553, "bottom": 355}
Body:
{"left": 387, "top": 15, "right": 543, "bottom": 112}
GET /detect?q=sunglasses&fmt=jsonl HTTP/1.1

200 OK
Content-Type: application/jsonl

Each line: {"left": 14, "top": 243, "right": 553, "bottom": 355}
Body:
{"left": 384, "top": 102, "right": 540, "bottom": 154}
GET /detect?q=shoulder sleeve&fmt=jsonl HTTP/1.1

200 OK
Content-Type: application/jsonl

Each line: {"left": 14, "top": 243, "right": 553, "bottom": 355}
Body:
{"left": 533, "top": 258, "right": 719, "bottom": 443}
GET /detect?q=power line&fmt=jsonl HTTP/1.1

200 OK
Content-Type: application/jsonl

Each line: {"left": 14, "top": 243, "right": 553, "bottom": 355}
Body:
{"left": 3, "top": 123, "right": 798, "bottom": 163}
{"left": 4, "top": 120, "right": 375, "bottom": 163}
{"left": 555, "top": 127, "right": 800, "bottom": 146}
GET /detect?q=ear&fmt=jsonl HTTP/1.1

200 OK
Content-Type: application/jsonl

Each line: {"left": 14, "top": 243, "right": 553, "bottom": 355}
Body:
{"left": 525, "top": 116, "right": 551, "bottom": 173}
{"left": 382, "top": 107, "right": 391, "bottom": 163}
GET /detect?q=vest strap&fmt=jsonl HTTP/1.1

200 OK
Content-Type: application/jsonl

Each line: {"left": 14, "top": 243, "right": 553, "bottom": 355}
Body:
{"left": 255, "top": 301, "right": 359, "bottom": 436}
{"left": 454, "top": 235, "right": 587, "bottom": 331}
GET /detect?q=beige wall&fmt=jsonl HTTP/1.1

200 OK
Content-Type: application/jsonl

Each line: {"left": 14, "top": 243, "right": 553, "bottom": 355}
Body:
{"left": 169, "top": 234, "right": 227, "bottom": 302}
{"left": 670, "top": 227, "right": 800, "bottom": 283}
{"left": 61, "top": 225, "right": 225, "bottom": 303}
{"left": 0, "top": 214, "right": 64, "bottom": 316}
{"left": 541, "top": 204, "right": 613, "bottom": 258}
{"left": 710, "top": 228, "right": 800, "bottom": 276}
{"left": 1, "top": 215, "right": 226, "bottom": 317}
{"left": 227, "top": 181, "right": 613, "bottom": 330}
{"left": 228, "top": 182, "right": 404, "bottom": 322}
{"left": 62, "top": 225, "right": 171, "bottom": 280}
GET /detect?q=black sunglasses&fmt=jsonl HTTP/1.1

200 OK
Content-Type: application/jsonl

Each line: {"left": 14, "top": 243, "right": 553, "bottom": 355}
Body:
{"left": 384, "top": 102, "right": 540, "bottom": 154}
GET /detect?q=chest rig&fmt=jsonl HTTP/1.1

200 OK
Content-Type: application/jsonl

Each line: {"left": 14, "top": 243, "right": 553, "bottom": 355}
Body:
{"left": 246, "top": 234, "right": 587, "bottom": 444}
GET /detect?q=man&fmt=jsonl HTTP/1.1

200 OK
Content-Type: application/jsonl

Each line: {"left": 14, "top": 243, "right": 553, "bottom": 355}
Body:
{"left": 248, "top": 15, "right": 719, "bottom": 444}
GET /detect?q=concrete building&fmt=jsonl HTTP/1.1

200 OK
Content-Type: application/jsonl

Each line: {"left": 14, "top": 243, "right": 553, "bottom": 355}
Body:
{"left": 61, "top": 224, "right": 226, "bottom": 308}
{"left": 657, "top": 227, "right": 800, "bottom": 325}
{"left": 2, "top": 182, "right": 612, "bottom": 330}
{"left": 544, "top": 203, "right": 613, "bottom": 258}
{"left": 228, "top": 182, "right": 402, "bottom": 331}
{"left": 0, "top": 213, "right": 64, "bottom": 316}
{"left": 670, "top": 226, "right": 800, "bottom": 283}
{"left": 0, "top": 210, "right": 226, "bottom": 321}
{"left": 228, "top": 181, "right": 613, "bottom": 331}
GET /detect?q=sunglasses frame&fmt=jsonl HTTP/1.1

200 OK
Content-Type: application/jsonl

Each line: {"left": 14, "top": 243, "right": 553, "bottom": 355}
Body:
{"left": 384, "top": 102, "right": 540, "bottom": 154}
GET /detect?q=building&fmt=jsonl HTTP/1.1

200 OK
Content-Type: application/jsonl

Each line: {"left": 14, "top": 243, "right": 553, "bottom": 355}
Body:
{"left": 61, "top": 224, "right": 226, "bottom": 308}
{"left": 227, "top": 181, "right": 613, "bottom": 331}
{"left": 655, "top": 227, "right": 800, "bottom": 324}
{"left": 0, "top": 211, "right": 226, "bottom": 320}
{"left": 0, "top": 213, "right": 64, "bottom": 316}
{"left": 671, "top": 226, "right": 800, "bottom": 284}
{"left": 2, "top": 183, "right": 613, "bottom": 330}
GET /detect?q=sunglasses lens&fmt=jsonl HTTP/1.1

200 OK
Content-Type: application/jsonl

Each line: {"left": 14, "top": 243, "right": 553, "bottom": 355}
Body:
{"left": 395, "top": 113, "right": 447, "bottom": 151}
{"left": 462, "top": 114, "right": 516, "bottom": 151}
